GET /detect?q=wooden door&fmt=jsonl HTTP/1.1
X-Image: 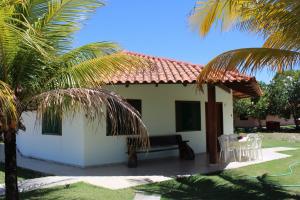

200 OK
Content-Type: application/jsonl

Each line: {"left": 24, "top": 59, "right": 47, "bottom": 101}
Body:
{"left": 205, "top": 102, "right": 223, "bottom": 153}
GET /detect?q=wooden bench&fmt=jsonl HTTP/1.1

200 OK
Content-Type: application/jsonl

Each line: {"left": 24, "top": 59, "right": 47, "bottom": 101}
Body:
{"left": 126, "top": 135, "right": 195, "bottom": 167}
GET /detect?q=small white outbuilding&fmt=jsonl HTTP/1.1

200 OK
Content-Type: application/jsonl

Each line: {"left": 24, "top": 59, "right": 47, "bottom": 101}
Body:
{"left": 17, "top": 52, "right": 261, "bottom": 167}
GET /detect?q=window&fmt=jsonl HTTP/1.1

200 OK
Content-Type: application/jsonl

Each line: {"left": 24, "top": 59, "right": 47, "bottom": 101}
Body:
{"left": 42, "top": 108, "right": 62, "bottom": 136}
{"left": 176, "top": 101, "right": 201, "bottom": 132}
{"left": 126, "top": 99, "right": 142, "bottom": 115}
{"left": 106, "top": 99, "right": 142, "bottom": 136}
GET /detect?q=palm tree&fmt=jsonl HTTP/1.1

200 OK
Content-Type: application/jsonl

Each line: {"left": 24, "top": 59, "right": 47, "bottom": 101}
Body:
{"left": 0, "top": 1, "right": 149, "bottom": 199}
{"left": 190, "top": 0, "right": 300, "bottom": 83}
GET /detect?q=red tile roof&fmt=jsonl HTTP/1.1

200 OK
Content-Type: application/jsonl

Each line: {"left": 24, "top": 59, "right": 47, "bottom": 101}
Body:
{"left": 110, "top": 51, "right": 254, "bottom": 84}
{"left": 109, "top": 51, "right": 262, "bottom": 97}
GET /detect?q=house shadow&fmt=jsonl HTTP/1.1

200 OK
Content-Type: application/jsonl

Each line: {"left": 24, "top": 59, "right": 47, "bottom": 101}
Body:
{"left": 136, "top": 171, "right": 300, "bottom": 200}
{"left": 13, "top": 152, "right": 227, "bottom": 177}
{"left": 6, "top": 172, "right": 300, "bottom": 200}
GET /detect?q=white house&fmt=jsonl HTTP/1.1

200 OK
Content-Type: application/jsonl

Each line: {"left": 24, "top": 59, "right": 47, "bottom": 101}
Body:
{"left": 16, "top": 52, "right": 261, "bottom": 167}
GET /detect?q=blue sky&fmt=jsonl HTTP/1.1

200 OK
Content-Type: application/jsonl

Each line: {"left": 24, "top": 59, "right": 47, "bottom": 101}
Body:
{"left": 74, "top": 0, "right": 275, "bottom": 82}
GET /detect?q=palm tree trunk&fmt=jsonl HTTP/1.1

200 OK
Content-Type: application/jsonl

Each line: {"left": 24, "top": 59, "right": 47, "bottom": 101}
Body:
{"left": 4, "top": 129, "right": 19, "bottom": 200}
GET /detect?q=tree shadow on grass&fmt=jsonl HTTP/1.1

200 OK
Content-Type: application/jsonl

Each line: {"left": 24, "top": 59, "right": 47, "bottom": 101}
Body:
{"left": 12, "top": 182, "right": 134, "bottom": 200}
{"left": 218, "top": 171, "right": 300, "bottom": 200}
{"left": 0, "top": 187, "right": 65, "bottom": 200}
{"left": 137, "top": 172, "right": 300, "bottom": 200}
{"left": 20, "top": 187, "right": 66, "bottom": 200}
{"left": 10, "top": 184, "right": 89, "bottom": 200}
{"left": 0, "top": 163, "right": 48, "bottom": 180}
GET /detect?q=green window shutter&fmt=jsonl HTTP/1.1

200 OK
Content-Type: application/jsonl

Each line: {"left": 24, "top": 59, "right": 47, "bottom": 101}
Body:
{"left": 42, "top": 108, "right": 62, "bottom": 136}
{"left": 175, "top": 101, "right": 201, "bottom": 132}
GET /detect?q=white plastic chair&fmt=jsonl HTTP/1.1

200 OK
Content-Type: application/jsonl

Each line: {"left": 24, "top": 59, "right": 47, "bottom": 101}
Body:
{"left": 228, "top": 134, "right": 238, "bottom": 141}
{"left": 253, "top": 135, "right": 263, "bottom": 160}
{"left": 245, "top": 136, "right": 256, "bottom": 160}
{"left": 246, "top": 134, "right": 263, "bottom": 160}
{"left": 218, "top": 135, "right": 237, "bottom": 163}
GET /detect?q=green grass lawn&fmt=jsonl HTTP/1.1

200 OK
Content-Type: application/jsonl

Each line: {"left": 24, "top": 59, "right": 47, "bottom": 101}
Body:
{"left": 261, "top": 132, "right": 300, "bottom": 148}
{"left": 0, "top": 182, "right": 135, "bottom": 200}
{"left": 262, "top": 138, "right": 300, "bottom": 148}
{"left": 137, "top": 133, "right": 300, "bottom": 200}
{"left": 232, "top": 134, "right": 300, "bottom": 192}
{"left": 0, "top": 163, "right": 47, "bottom": 184}
{"left": 2, "top": 133, "right": 300, "bottom": 200}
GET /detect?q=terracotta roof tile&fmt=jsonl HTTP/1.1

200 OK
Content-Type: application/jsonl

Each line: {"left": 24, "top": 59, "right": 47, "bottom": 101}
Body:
{"left": 109, "top": 51, "right": 253, "bottom": 84}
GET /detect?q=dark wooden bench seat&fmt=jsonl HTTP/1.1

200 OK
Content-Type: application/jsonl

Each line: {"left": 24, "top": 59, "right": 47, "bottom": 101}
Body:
{"left": 126, "top": 134, "right": 195, "bottom": 167}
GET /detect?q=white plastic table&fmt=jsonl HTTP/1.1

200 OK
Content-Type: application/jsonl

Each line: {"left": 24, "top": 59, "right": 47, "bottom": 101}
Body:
{"left": 231, "top": 136, "right": 249, "bottom": 161}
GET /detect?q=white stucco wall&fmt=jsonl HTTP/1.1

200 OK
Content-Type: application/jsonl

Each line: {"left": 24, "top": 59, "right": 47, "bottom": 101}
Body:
{"left": 215, "top": 87, "right": 234, "bottom": 135}
{"left": 83, "top": 84, "right": 234, "bottom": 166}
{"left": 17, "top": 112, "right": 86, "bottom": 166}
{"left": 17, "top": 84, "right": 234, "bottom": 167}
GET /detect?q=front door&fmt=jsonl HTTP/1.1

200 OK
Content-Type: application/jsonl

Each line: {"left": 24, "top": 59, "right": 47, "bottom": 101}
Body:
{"left": 205, "top": 102, "right": 224, "bottom": 153}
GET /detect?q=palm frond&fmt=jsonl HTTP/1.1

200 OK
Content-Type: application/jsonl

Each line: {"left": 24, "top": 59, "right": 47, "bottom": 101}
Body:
{"left": 189, "top": 0, "right": 248, "bottom": 37}
{"left": 0, "top": 0, "right": 24, "bottom": 7}
{"left": 0, "top": 1, "right": 53, "bottom": 59}
{"left": 60, "top": 42, "right": 120, "bottom": 66}
{"left": 34, "top": 0, "right": 104, "bottom": 52}
{"left": 191, "top": 0, "right": 300, "bottom": 89}
{"left": 263, "top": 31, "right": 300, "bottom": 51}
{"left": 8, "top": 16, "right": 52, "bottom": 57}
{"left": 237, "top": 0, "right": 300, "bottom": 39}
{"left": 3, "top": 16, "right": 54, "bottom": 89}
{"left": 0, "top": 6, "right": 19, "bottom": 82}
{"left": 0, "top": 81, "right": 17, "bottom": 128}
{"left": 43, "top": 52, "right": 149, "bottom": 89}
{"left": 197, "top": 48, "right": 300, "bottom": 83}
{"left": 190, "top": 0, "right": 300, "bottom": 40}
{"left": 21, "top": 0, "right": 50, "bottom": 22}
{"left": 30, "top": 88, "right": 149, "bottom": 148}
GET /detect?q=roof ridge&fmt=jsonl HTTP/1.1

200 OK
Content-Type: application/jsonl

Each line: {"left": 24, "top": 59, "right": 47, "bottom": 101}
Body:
{"left": 123, "top": 50, "right": 205, "bottom": 68}
{"left": 120, "top": 50, "right": 254, "bottom": 81}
